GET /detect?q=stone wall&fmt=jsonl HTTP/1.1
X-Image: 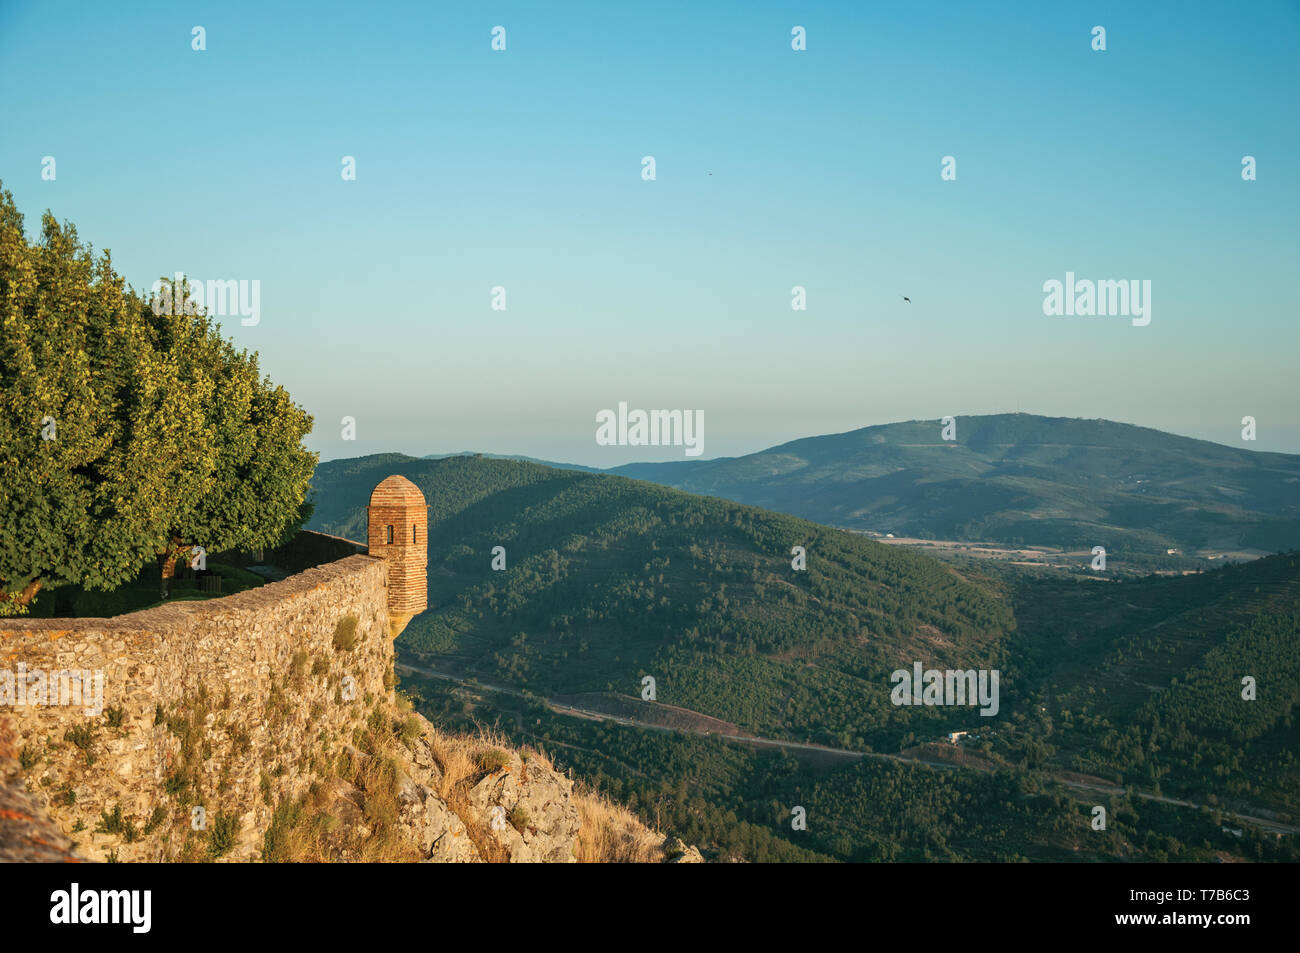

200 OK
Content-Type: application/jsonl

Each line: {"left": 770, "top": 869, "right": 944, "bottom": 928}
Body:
{"left": 0, "top": 553, "right": 394, "bottom": 862}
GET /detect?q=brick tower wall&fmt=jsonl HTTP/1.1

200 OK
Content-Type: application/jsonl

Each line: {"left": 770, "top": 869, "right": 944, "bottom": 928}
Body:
{"left": 367, "top": 499, "right": 428, "bottom": 616}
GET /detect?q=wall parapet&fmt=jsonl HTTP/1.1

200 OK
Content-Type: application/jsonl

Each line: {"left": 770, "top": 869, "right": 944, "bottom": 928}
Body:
{"left": 248, "top": 529, "right": 368, "bottom": 575}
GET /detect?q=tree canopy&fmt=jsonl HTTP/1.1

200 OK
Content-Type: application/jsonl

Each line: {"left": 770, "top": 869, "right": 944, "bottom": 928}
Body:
{"left": 0, "top": 183, "right": 316, "bottom": 614}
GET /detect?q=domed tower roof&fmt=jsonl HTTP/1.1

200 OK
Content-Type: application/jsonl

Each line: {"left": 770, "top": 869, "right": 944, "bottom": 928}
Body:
{"left": 369, "top": 474, "right": 425, "bottom": 508}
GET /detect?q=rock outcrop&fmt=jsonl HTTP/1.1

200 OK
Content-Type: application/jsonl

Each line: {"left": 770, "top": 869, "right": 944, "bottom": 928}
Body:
{"left": 249, "top": 705, "right": 658, "bottom": 864}
{"left": 464, "top": 747, "right": 581, "bottom": 863}
{"left": 664, "top": 837, "right": 705, "bottom": 863}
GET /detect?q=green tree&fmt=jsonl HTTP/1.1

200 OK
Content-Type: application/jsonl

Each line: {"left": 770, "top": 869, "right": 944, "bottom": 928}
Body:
{"left": 0, "top": 183, "right": 315, "bottom": 613}
{"left": 149, "top": 292, "right": 314, "bottom": 587}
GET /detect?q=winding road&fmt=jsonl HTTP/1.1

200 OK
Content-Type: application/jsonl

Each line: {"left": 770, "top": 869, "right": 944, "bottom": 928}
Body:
{"left": 396, "top": 660, "right": 1299, "bottom": 837}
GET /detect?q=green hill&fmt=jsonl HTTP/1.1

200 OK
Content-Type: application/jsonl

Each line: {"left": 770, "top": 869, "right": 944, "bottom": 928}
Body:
{"left": 309, "top": 453, "right": 1015, "bottom": 749}
{"left": 611, "top": 414, "right": 1300, "bottom": 559}
{"left": 401, "top": 546, "right": 1300, "bottom": 862}
{"left": 1004, "top": 551, "right": 1300, "bottom": 815}
{"left": 309, "top": 453, "right": 1300, "bottom": 859}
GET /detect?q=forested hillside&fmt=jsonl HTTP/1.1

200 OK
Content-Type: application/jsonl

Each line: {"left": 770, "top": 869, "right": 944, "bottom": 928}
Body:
{"left": 407, "top": 669, "right": 1298, "bottom": 864}
{"left": 309, "top": 453, "right": 1015, "bottom": 749}
{"left": 310, "top": 454, "right": 1299, "bottom": 861}
{"left": 1004, "top": 552, "right": 1300, "bottom": 815}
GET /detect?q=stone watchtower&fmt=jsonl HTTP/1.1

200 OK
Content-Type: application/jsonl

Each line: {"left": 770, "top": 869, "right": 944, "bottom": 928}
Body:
{"left": 367, "top": 475, "right": 428, "bottom": 638}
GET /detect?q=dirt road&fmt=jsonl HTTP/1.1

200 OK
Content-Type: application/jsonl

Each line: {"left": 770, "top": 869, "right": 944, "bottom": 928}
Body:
{"left": 396, "top": 661, "right": 1299, "bottom": 837}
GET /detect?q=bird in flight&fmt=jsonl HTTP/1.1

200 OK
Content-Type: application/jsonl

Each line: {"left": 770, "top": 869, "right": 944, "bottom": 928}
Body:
{"left": 902, "top": 296, "right": 911, "bottom": 303}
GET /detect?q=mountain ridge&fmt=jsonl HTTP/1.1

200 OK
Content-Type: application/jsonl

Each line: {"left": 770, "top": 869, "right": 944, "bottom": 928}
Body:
{"left": 602, "top": 413, "right": 1300, "bottom": 559}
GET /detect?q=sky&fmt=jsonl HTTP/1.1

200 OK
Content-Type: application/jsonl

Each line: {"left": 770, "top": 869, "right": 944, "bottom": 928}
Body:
{"left": 1, "top": 0, "right": 1297, "bottom": 466}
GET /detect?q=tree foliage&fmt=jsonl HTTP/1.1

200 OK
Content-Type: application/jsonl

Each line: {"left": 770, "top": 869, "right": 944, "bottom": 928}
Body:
{"left": 0, "top": 183, "right": 316, "bottom": 613}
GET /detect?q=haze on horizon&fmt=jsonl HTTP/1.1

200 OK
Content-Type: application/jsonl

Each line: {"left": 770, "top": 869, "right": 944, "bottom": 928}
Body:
{"left": 406, "top": 409, "right": 1300, "bottom": 471}
{"left": 1, "top": 0, "right": 1296, "bottom": 466}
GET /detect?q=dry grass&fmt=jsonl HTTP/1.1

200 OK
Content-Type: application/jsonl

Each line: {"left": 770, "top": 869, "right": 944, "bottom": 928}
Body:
{"left": 424, "top": 728, "right": 477, "bottom": 800}
{"left": 261, "top": 783, "right": 340, "bottom": 863}
{"left": 416, "top": 721, "right": 517, "bottom": 861}
{"left": 519, "top": 743, "right": 554, "bottom": 772}
{"left": 573, "top": 786, "right": 665, "bottom": 863}
{"left": 260, "top": 699, "right": 425, "bottom": 863}
{"left": 420, "top": 721, "right": 527, "bottom": 795}
{"left": 261, "top": 762, "right": 421, "bottom": 863}
{"left": 259, "top": 703, "right": 580, "bottom": 864}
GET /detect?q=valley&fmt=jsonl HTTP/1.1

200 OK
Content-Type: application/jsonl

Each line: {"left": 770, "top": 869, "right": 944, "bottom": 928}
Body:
{"left": 308, "top": 445, "right": 1300, "bottom": 863}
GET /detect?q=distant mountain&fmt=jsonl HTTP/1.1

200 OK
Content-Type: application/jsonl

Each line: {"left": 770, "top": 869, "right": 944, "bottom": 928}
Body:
{"left": 610, "top": 414, "right": 1300, "bottom": 558}
{"left": 421, "top": 451, "right": 601, "bottom": 473}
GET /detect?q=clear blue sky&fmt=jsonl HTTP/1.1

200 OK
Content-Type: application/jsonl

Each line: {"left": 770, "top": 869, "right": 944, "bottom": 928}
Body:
{"left": 2, "top": 0, "right": 1297, "bottom": 465}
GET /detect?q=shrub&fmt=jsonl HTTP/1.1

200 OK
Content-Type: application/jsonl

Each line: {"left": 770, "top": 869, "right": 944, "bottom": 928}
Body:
{"left": 64, "top": 723, "right": 96, "bottom": 751}
{"left": 261, "top": 797, "right": 305, "bottom": 862}
{"left": 356, "top": 708, "right": 385, "bottom": 753}
{"left": 227, "top": 724, "right": 251, "bottom": 755}
{"left": 104, "top": 706, "right": 125, "bottom": 728}
{"left": 360, "top": 756, "right": 400, "bottom": 832}
{"left": 475, "top": 749, "right": 510, "bottom": 774}
{"left": 208, "top": 812, "right": 240, "bottom": 858}
{"left": 164, "top": 770, "right": 192, "bottom": 803}
{"left": 364, "top": 789, "right": 398, "bottom": 831}
{"left": 396, "top": 715, "right": 421, "bottom": 748}
{"left": 507, "top": 805, "right": 531, "bottom": 833}
{"left": 95, "top": 804, "right": 125, "bottom": 835}
{"left": 291, "top": 648, "right": 310, "bottom": 683}
{"left": 333, "top": 613, "right": 360, "bottom": 652}
{"left": 143, "top": 806, "right": 166, "bottom": 835}
{"left": 64, "top": 723, "right": 97, "bottom": 764}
